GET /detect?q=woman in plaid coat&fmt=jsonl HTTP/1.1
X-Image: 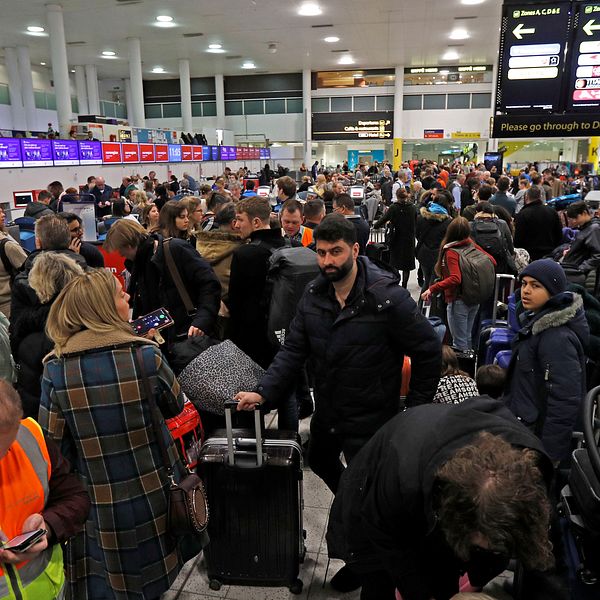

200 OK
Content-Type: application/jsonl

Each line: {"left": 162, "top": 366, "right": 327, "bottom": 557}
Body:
{"left": 39, "top": 269, "right": 186, "bottom": 600}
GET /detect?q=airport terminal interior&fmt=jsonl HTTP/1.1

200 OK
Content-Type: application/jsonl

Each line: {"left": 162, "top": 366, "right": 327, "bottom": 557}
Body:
{"left": 1, "top": 0, "right": 600, "bottom": 599}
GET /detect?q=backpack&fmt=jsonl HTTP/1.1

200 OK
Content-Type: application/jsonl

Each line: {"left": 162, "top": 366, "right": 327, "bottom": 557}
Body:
{"left": 471, "top": 220, "right": 504, "bottom": 264}
{"left": 450, "top": 243, "right": 495, "bottom": 306}
{"left": 253, "top": 241, "right": 320, "bottom": 346}
{"left": 0, "top": 238, "right": 22, "bottom": 284}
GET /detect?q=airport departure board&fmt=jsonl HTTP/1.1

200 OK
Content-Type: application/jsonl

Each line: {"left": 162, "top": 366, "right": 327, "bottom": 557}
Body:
{"left": 567, "top": 2, "right": 600, "bottom": 111}
{"left": 496, "top": 2, "right": 572, "bottom": 112}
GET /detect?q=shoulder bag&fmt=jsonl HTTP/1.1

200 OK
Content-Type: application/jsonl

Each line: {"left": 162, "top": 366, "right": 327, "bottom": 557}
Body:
{"left": 135, "top": 347, "right": 208, "bottom": 536}
{"left": 163, "top": 238, "right": 196, "bottom": 316}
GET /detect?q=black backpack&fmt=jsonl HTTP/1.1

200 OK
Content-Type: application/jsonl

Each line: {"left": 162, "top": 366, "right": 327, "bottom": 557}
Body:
{"left": 471, "top": 219, "right": 504, "bottom": 263}
{"left": 448, "top": 243, "right": 496, "bottom": 306}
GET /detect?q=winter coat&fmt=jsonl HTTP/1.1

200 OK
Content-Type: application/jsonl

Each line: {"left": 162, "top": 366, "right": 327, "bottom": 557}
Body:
{"left": 39, "top": 329, "right": 187, "bottom": 600}
{"left": 503, "top": 292, "right": 589, "bottom": 461}
{"left": 195, "top": 230, "right": 243, "bottom": 298}
{"left": 415, "top": 206, "right": 451, "bottom": 270}
{"left": 257, "top": 257, "right": 442, "bottom": 438}
{"left": 326, "top": 397, "right": 553, "bottom": 600}
{"left": 374, "top": 201, "right": 417, "bottom": 271}
{"left": 226, "top": 228, "right": 288, "bottom": 368}
{"left": 514, "top": 200, "right": 563, "bottom": 261}
{"left": 490, "top": 191, "right": 516, "bottom": 216}
{"left": 127, "top": 234, "right": 221, "bottom": 341}
{"left": 563, "top": 217, "right": 600, "bottom": 274}
{"left": 0, "top": 231, "right": 27, "bottom": 317}
{"left": 24, "top": 201, "right": 53, "bottom": 219}
{"left": 568, "top": 282, "right": 600, "bottom": 360}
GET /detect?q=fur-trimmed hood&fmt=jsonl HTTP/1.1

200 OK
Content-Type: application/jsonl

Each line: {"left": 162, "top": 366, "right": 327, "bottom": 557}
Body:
{"left": 419, "top": 205, "right": 450, "bottom": 222}
{"left": 529, "top": 292, "right": 588, "bottom": 343}
{"left": 195, "top": 230, "right": 243, "bottom": 264}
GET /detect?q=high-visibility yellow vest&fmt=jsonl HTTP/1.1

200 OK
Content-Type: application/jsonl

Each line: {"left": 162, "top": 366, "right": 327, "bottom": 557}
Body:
{"left": 0, "top": 418, "right": 65, "bottom": 599}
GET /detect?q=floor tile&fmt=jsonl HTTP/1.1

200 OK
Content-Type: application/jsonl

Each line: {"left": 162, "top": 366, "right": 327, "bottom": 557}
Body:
{"left": 303, "top": 470, "right": 333, "bottom": 509}
{"left": 303, "top": 507, "right": 329, "bottom": 554}
{"left": 173, "top": 554, "right": 230, "bottom": 597}
{"left": 307, "top": 554, "right": 360, "bottom": 600}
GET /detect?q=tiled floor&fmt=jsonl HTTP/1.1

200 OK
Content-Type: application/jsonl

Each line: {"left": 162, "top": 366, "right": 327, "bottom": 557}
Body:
{"left": 162, "top": 274, "right": 515, "bottom": 599}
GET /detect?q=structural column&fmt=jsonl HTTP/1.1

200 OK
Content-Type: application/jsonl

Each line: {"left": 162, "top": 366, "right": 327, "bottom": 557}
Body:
{"left": 127, "top": 37, "right": 145, "bottom": 128}
{"left": 3, "top": 47, "right": 25, "bottom": 130}
{"left": 74, "top": 66, "right": 88, "bottom": 115}
{"left": 303, "top": 68, "right": 312, "bottom": 167}
{"left": 124, "top": 78, "right": 132, "bottom": 122}
{"left": 46, "top": 4, "right": 73, "bottom": 137}
{"left": 214, "top": 73, "right": 225, "bottom": 133}
{"left": 85, "top": 64, "right": 100, "bottom": 115}
{"left": 16, "top": 46, "right": 36, "bottom": 132}
{"left": 393, "top": 65, "right": 404, "bottom": 170}
{"left": 179, "top": 59, "right": 193, "bottom": 133}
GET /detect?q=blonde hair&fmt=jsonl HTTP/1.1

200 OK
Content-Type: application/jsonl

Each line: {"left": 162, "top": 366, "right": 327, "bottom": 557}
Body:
{"left": 104, "top": 218, "right": 148, "bottom": 253}
{"left": 46, "top": 269, "right": 132, "bottom": 355}
{"left": 130, "top": 189, "right": 148, "bottom": 207}
{"left": 29, "top": 252, "right": 84, "bottom": 304}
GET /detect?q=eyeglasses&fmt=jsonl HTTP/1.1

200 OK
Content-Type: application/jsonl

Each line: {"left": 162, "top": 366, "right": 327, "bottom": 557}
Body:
{"left": 69, "top": 226, "right": 83, "bottom": 233}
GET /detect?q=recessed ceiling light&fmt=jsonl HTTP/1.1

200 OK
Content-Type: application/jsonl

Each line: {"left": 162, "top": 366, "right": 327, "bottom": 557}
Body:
{"left": 70, "top": 69, "right": 75, "bottom": 73}
{"left": 338, "top": 55, "right": 355, "bottom": 65}
{"left": 208, "top": 43, "right": 222, "bottom": 49}
{"left": 461, "top": 0, "right": 485, "bottom": 4}
{"left": 152, "top": 66, "right": 165, "bottom": 73}
{"left": 449, "top": 29, "right": 469, "bottom": 40}
{"left": 102, "top": 50, "right": 116, "bottom": 56}
{"left": 298, "top": 3, "right": 322, "bottom": 16}
{"left": 156, "top": 15, "right": 173, "bottom": 22}
{"left": 40, "top": 62, "right": 46, "bottom": 66}
{"left": 207, "top": 48, "right": 226, "bottom": 53}
{"left": 442, "top": 49, "right": 459, "bottom": 61}
{"left": 27, "top": 26, "right": 45, "bottom": 33}
{"left": 241, "top": 61, "right": 256, "bottom": 69}
{"left": 324, "top": 36, "right": 339, "bottom": 43}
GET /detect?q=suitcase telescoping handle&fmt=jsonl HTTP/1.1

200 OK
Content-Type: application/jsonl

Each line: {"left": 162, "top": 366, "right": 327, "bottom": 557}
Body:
{"left": 223, "top": 399, "right": 263, "bottom": 467}
{"left": 491, "top": 274, "right": 516, "bottom": 325}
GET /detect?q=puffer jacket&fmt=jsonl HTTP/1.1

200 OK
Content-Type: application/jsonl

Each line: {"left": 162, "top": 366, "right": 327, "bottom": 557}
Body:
{"left": 563, "top": 217, "right": 600, "bottom": 274}
{"left": 195, "top": 230, "right": 243, "bottom": 298}
{"left": 257, "top": 257, "right": 442, "bottom": 438}
{"left": 503, "top": 291, "right": 589, "bottom": 461}
{"left": 415, "top": 206, "right": 451, "bottom": 268}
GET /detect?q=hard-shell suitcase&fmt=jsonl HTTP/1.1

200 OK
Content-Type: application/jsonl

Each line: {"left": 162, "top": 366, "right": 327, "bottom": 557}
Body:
{"left": 198, "top": 401, "right": 305, "bottom": 594}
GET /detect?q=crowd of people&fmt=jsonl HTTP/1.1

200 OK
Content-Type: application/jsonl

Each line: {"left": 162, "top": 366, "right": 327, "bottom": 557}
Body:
{"left": 0, "top": 155, "right": 599, "bottom": 600}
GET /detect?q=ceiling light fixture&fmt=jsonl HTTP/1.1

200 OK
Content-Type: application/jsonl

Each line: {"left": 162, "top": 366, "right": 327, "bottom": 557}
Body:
{"left": 352, "top": 72, "right": 364, "bottom": 78}
{"left": 207, "top": 48, "right": 226, "bottom": 53}
{"left": 242, "top": 61, "right": 256, "bottom": 69}
{"left": 442, "top": 49, "right": 459, "bottom": 60}
{"left": 71, "top": 69, "right": 75, "bottom": 73}
{"left": 208, "top": 43, "right": 222, "bottom": 49}
{"left": 298, "top": 3, "right": 322, "bottom": 16}
{"left": 338, "top": 55, "right": 355, "bottom": 65}
{"left": 460, "top": 0, "right": 485, "bottom": 4}
{"left": 27, "top": 26, "right": 45, "bottom": 32}
{"left": 40, "top": 62, "right": 46, "bottom": 66}
{"left": 102, "top": 50, "right": 116, "bottom": 56}
{"left": 449, "top": 29, "right": 469, "bottom": 40}
{"left": 152, "top": 66, "right": 165, "bottom": 73}
{"left": 156, "top": 15, "right": 173, "bottom": 22}
{"left": 324, "top": 36, "right": 339, "bottom": 43}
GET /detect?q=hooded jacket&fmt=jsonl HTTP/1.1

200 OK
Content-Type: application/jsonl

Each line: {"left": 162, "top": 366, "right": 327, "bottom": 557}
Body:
{"left": 503, "top": 291, "right": 589, "bottom": 461}
{"left": 415, "top": 205, "right": 451, "bottom": 266}
{"left": 326, "top": 397, "right": 553, "bottom": 600}
{"left": 195, "top": 230, "right": 243, "bottom": 298}
{"left": 563, "top": 217, "right": 600, "bottom": 274}
{"left": 514, "top": 200, "right": 563, "bottom": 261}
{"left": 256, "top": 257, "right": 442, "bottom": 437}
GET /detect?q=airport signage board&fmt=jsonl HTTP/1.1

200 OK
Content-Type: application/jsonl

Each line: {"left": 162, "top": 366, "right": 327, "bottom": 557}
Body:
{"left": 0, "top": 138, "right": 23, "bottom": 168}
{"left": 492, "top": 112, "right": 600, "bottom": 137}
{"left": 424, "top": 129, "right": 444, "bottom": 138}
{"left": 155, "top": 144, "right": 169, "bottom": 162}
{"left": 52, "top": 140, "right": 79, "bottom": 166}
{"left": 312, "top": 111, "right": 394, "bottom": 140}
{"left": 139, "top": 144, "right": 155, "bottom": 162}
{"left": 78, "top": 141, "right": 102, "bottom": 165}
{"left": 567, "top": 2, "right": 600, "bottom": 111}
{"left": 122, "top": 143, "right": 140, "bottom": 163}
{"left": 181, "top": 145, "right": 193, "bottom": 161}
{"left": 202, "top": 146, "right": 211, "bottom": 161}
{"left": 496, "top": 2, "right": 572, "bottom": 112}
{"left": 192, "top": 146, "right": 204, "bottom": 161}
{"left": 168, "top": 144, "right": 182, "bottom": 162}
{"left": 101, "top": 142, "right": 122, "bottom": 164}
{"left": 21, "top": 139, "right": 53, "bottom": 167}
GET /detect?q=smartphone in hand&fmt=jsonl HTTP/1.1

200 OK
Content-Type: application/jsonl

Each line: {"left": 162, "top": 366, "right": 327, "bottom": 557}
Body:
{"left": 2, "top": 529, "right": 47, "bottom": 552}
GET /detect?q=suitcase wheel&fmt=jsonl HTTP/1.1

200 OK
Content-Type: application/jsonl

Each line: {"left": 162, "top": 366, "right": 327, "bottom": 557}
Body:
{"left": 209, "top": 579, "right": 223, "bottom": 591}
{"left": 289, "top": 579, "right": 303, "bottom": 595}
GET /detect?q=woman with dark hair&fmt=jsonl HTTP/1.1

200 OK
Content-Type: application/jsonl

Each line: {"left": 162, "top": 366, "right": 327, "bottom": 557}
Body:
{"left": 154, "top": 185, "right": 169, "bottom": 211}
{"left": 141, "top": 203, "right": 160, "bottom": 232}
{"left": 374, "top": 188, "right": 417, "bottom": 288}
{"left": 169, "top": 174, "right": 179, "bottom": 194}
{"left": 159, "top": 200, "right": 189, "bottom": 240}
{"left": 421, "top": 217, "right": 496, "bottom": 351}
{"left": 433, "top": 345, "right": 479, "bottom": 404}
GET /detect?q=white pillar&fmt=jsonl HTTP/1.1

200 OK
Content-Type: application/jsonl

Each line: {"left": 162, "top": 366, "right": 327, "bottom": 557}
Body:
{"left": 74, "top": 66, "right": 88, "bottom": 115}
{"left": 3, "top": 47, "right": 25, "bottom": 130}
{"left": 215, "top": 73, "right": 225, "bottom": 131}
{"left": 16, "top": 46, "right": 36, "bottom": 132}
{"left": 124, "top": 78, "right": 132, "bottom": 122}
{"left": 179, "top": 58, "right": 193, "bottom": 133}
{"left": 127, "top": 37, "right": 145, "bottom": 128}
{"left": 392, "top": 66, "right": 404, "bottom": 169}
{"left": 303, "top": 69, "right": 312, "bottom": 166}
{"left": 46, "top": 4, "right": 73, "bottom": 137}
{"left": 85, "top": 64, "right": 100, "bottom": 115}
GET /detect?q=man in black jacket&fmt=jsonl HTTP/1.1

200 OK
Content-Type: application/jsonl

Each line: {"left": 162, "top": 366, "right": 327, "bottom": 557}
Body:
{"left": 325, "top": 398, "right": 555, "bottom": 600}
{"left": 514, "top": 187, "right": 563, "bottom": 261}
{"left": 562, "top": 201, "right": 600, "bottom": 277}
{"left": 104, "top": 219, "right": 220, "bottom": 343}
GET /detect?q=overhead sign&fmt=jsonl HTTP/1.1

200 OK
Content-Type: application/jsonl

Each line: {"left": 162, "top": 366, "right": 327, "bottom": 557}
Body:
{"left": 424, "top": 129, "right": 444, "bottom": 139}
{"left": 567, "top": 2, "right": 600, "bottom": 111}
{"left": 492, "top": 113, "right": 600, "bottom": 138}
{"left": 312, "top": 111, "right": 394, "bottom": 140}
{"left": 451, "top": 131, "right": 481, "bottom": 138}
{"left": 496, "top": 2, "right": 571, "bottom": 112}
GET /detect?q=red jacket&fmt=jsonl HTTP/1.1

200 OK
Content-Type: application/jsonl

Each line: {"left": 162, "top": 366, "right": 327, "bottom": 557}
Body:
{"left": 429, "top": 239, "right": 496, "bottom": 303}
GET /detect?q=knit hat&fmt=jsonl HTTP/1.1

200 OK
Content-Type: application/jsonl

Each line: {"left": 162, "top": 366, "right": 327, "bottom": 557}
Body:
{"left": 520, "top": 259, "right": 567, "bottom": 297}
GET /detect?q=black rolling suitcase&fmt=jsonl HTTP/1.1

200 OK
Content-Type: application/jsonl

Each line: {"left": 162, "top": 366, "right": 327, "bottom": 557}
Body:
{"left": 366, "top": 242, "right": 390, "bottom": 264}
{"left": 198, "top": 401, "right": 305, "bottom": 594}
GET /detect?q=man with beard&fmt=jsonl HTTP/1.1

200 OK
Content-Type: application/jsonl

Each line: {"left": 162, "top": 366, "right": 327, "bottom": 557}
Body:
{"left": 236, "top": 214, "right": 441, "bottom": 589}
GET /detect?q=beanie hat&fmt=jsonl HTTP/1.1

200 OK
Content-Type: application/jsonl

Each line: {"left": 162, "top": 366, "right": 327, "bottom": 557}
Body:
{"left": 520, "top": 258, "right": 567, "bottom": 297}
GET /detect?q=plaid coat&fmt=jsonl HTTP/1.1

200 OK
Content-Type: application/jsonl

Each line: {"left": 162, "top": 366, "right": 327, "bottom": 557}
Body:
{"left": 39, "top": 333, "right": 184, "bottom": 600}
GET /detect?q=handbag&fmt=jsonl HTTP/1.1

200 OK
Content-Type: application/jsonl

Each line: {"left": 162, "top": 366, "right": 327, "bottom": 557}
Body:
{"left": 177, "top": 340, "right": 265, "bottom": 415}
{"left": 136, "top": 347, "right": 208, "bottom": 536}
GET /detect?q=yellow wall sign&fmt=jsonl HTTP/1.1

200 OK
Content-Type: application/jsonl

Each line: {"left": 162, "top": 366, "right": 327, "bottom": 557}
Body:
{"left": 393, "top": 138, "right": 403, "bottom": 171}
{"left": 451, "top": 132, "right": 481, "bottom": 139}
{"left": 589, "top": 137, "right": 600, "bottom": 172}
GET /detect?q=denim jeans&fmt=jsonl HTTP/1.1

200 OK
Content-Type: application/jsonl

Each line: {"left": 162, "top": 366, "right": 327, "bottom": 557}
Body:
{"left": 447, "top": 299, "right": 479, "bottom": 350}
